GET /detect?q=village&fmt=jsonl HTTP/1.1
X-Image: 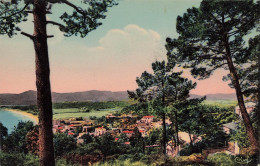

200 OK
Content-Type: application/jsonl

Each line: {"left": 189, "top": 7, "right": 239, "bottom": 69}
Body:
{"left": 52, "top": 102, "right": 256, "bottom": 157}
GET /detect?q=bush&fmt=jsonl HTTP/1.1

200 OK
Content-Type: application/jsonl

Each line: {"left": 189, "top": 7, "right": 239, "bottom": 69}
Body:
{"left": 54, "top": 133, "right": 77, "bottom": 157}
{"left": 93, "top": 159, "right": 147, "bottom": 166}
{"left": 0, "top": 153, "right": 39, "bottom": 166}
{"left": 207, "top": 153, "right": 235, "bottom": 166}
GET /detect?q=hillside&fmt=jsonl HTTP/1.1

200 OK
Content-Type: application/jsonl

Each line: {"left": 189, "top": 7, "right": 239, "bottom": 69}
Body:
{"left": 0, "top": 90, "right": 129, "bottom": 105}
{"left": 0, "top": 90, "right": 237, "bottom": 105}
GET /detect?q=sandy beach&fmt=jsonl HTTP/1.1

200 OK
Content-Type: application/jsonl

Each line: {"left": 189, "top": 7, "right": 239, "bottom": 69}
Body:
{"left": 4, "top": 109, "right": 39, "bottom": 123}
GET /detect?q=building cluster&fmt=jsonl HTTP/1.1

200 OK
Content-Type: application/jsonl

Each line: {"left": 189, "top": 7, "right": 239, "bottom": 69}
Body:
{"left": 52, "top": 102, "right": 256, "bottom": 157}
{"left": 52, "top": 114, "right": 161, "bottom": 144}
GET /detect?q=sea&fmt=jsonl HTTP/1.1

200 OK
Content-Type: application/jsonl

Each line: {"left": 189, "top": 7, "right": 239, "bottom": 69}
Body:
{"left": 0, "top": 109, "right": 37, "bottom": 133}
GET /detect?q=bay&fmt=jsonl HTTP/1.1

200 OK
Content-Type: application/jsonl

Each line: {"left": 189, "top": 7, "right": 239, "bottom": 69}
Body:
{"left": 0, "top": 109, "right": 37, "bottom": 133}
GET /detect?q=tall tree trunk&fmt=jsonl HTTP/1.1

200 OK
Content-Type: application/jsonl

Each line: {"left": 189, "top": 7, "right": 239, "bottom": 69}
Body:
{"left": 256, "top": 49, "right": 260, "bottom": 165}
{"left": 33, "top": 1, "right": 55, "bottom": 165}
{"left": 188, "top": 130, "right": 193, "bottom": 152}
{"left": 162, "top": 113, "right": 167, "bottom": 155}
{"left": 162, "top": 80, "right": 167, "bottom": 155}
{"left": 174, "top": 110, "right": 179, "bottom": 146}
{"left": 224, "top": 35, "right": 259, "bottom": 153}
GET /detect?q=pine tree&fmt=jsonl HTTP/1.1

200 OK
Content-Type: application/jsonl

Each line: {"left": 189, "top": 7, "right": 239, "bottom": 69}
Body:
{"left": 0, "top": 1, "right": 116, "bottom": 165}
{"left": 166, "top": 0, "right": 260, "bottom": 153}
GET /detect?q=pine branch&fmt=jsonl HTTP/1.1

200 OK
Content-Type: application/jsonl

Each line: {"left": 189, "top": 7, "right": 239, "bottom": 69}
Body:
{"left": 60, "top": 0, "right": 93, "bottom": 23}
{"left": 46, "top": 20, "right": 65, "bottom": 29}
{"left": 0, "top": 0, "right": 32, "bottom": 19}
{"left": 21, "top": 31, "right": 34, "bottom": 40}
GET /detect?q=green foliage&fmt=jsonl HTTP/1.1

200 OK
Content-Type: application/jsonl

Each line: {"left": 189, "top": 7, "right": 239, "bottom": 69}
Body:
{"left": 179, "top": 142, "right": 206, "bottom": 156}
{"left": 0, "top": 1, "right": 28, "bottom": 37}
{"left": 207, "top": 153, "right": 236, "bottom": 166}
{"left": 0, "top": 153, "right": 39, "bottom": 166}
{"left": 129, "top": 127, "right": 145, "bottom": 153}
{"left": 3, "top": 121, "right": 34, "bottom": 153}
{"left": 94, "top": 159, "right": 148, "bottom": 166}
{"left": 53, "top": 101, "right": 129, "bottom": 110}
{"left": 237, "top": 35, "right": 260, "bottom": 101}
{"left": 73, "top": 133, "right": 121, "bottom": 156}
{"left": 53, "top": 109, "right": 117, "bottom": 119}
{"left": 98, "top": 133, "right": 121, "bottom": 156}
{"left": 80, "top": 133, "right": 93, "bottom": 144}
{"left": 55, "top": 158, "right": 79, "bottom": 166}
{"left": 54, "top": 133, "right": 77, "bottom": 157}
{"left": 121, "top": 103, "right": 149, "bottom": 116}
{"left": 230, "top": 122, "right": 250, "bottom": 148}
{"left": 166, "top": 0, "right": 259, "bottom": 80}
{"left": 0, "top": 122, "right": 8, "bottom": 146}
{"left": 202, "top": 100, "right": 237, "bottom": 108}
{"left": 145, "top": 128, "right": 161, "bottom": 146}
{"left": 59, "top": 0, "right": 117, "bottom": 38}
{"left": 1, "top": 0, "right": 117, "bottom": 38}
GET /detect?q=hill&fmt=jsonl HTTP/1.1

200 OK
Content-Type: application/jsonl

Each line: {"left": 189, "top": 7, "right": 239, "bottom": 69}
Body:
{"left": 0, "top": 90, "right": 237, "bottom": 105}
{"left": 0, "top": 90, "right": 129, "bottom": 105}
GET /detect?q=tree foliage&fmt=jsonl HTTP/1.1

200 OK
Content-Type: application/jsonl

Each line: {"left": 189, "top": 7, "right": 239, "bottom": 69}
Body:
{"left": 165, "top": 0, "right": 260, "bottom": 152}
{"left": 3, "top": 121, "right": 34, "bottom": 153}
{"left": 0, "top": 0, "right": 117, "bottom": 38}
{"left": 53, "top": 133, "right": 77, "bottom": 157}
{"left": 128, "top": 60, "right": 198, "bottom": 154}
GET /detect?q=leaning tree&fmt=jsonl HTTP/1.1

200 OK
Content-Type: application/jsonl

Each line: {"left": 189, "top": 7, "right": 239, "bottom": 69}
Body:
{"left": 166, "top": 0, "right": 259, "bottom": 153}
{"left": 0, "top": 0, "right": 116, "bottom": 165}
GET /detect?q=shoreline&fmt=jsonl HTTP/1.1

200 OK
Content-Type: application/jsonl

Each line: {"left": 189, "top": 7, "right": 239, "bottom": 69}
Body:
{"left": 3, "top": 108, "right": 39, "bottom": 124}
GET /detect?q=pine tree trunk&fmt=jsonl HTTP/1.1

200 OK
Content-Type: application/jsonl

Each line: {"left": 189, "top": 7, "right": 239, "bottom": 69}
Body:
{"left": 256, "top": 49, "right": 260, "bottom": 165}
{"left": 174, "top": 110, "right": 179, "bottom": 146}
{"left": 162, "top": 113, "right": 167, "bottom": 155}
{"left": 188, "top": 131, "right": 193, "bottom": 152}
{"left": 224, "top": 36, "right": 259, "bottom": 154}
{"left": 33, "top": 1, "right": 55, "bottom": 165}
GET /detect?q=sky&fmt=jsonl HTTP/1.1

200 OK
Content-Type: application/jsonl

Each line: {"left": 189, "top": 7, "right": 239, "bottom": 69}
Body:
{"left": 0, "top": 0, "right": 237, "bottom": 95}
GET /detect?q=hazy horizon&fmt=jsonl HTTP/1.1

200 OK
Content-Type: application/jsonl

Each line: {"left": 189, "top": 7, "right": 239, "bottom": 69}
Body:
{"left": 0, "top": 0, "right": 236, "bottom": 95}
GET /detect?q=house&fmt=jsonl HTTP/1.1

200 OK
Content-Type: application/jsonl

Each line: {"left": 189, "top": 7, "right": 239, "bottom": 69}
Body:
{"left": 122, "top": 130, "right": 134, "bottom": 138}
{"left": 223, "top": 122, "right": 238, "bottom": 134}
{"left": 140, "top": 116, "right": 154, "bottom": 123}
{"left": 235, "top": 102, "right": 256, "bottom": 117}
{"left": 53, "top": 120, "right": 61, "bottom": 126}
{"left": 139, "top": 129, "right": 147, "bottom": 137}
{"left": 94, "top": 127, "right": 106, "bottom": 136}
{"left": 84, "top": 120, "right": 95, "bottom": 126}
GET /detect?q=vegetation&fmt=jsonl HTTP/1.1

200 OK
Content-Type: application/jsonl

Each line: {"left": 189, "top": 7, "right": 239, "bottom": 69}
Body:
{"left": 128, "top": 60, "right": 199, "bottom": 154}
{"left": 0, "top": 0, "right": 117, "bottom": 165}
{"left": 166, "top": 0, "right": 259, "bottom": 152}
{"left": 0, "top": 0, "right": 258, "bottom": 165}
{"left": 3, "top": 121, "right": 34, "bottom": 153}
{"left": 53, "top": 101, "right": 130, "bottom": 110}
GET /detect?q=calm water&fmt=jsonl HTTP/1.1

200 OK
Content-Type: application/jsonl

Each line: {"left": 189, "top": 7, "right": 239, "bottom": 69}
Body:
{"left": 0, "top": 109, "right": 36, "bottom": 133}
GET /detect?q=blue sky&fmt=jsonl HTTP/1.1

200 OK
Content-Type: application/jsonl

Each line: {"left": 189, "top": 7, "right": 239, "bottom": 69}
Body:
{"left": 0, "top": 0, "right": 237, "bottom": 95}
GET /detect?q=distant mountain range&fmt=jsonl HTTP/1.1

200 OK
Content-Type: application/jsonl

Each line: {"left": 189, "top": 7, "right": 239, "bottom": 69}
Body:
{"left": 0, "top": 90, "right": 237, "bottom": 105}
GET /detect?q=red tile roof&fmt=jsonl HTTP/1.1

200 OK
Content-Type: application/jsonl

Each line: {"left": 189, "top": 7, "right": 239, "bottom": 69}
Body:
{"left": 123, "top": 130, "right": 133, "bottom": 134}
{"left": 143, "top": 116, "right": 154, "bottom": 118}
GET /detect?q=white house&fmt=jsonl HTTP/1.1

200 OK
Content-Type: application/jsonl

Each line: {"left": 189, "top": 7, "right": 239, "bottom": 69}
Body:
{"left": 235, "top": 102, "right": 256, "bottom": 117}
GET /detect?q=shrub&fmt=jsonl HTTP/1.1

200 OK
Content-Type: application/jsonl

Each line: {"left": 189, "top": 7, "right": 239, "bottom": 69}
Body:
{"left": 94, "top": 159, "right": 147, "bottom": 166}
{"left": 0, "top": 153, "right": 39, "bottom": 166}
{"left": 207, "top": 153, "right": 235, "bottom": 166}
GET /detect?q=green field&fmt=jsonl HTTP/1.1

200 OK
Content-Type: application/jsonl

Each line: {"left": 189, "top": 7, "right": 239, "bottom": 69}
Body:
{"left": 53, "top": 108, "right": 119, "bottom": 119}
{"left": 203, "top": 100, "right": 237, "bottom": 108}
